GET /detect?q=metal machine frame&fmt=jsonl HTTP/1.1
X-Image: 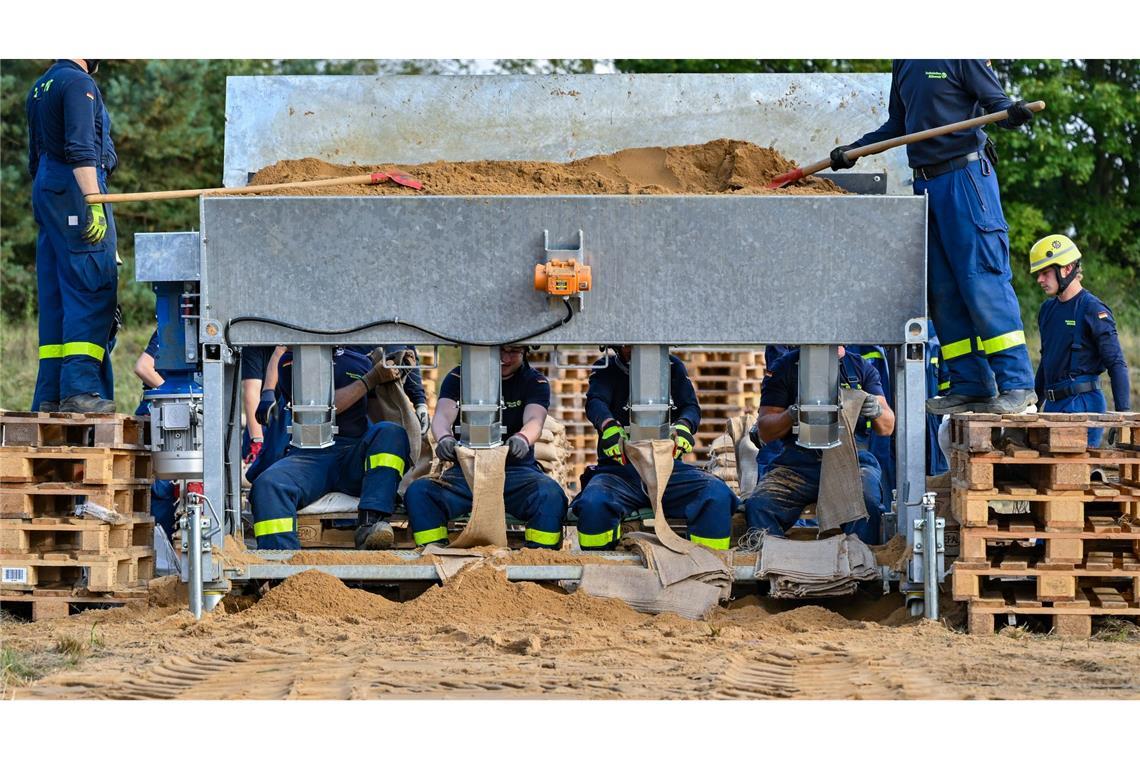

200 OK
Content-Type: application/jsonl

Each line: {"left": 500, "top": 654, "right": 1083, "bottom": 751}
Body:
{"left": 134, "top": 73, "right": 943, "bottom": 618}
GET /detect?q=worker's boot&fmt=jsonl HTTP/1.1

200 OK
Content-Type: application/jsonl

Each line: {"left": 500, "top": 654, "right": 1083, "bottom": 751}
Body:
{"left": 38, "top": 401, "right": 60, "bottom": 413}
{"left": 354, "top": 511, "right": 395, "bottom": 550}
{"left": 976, "top": 389, "right": 1038, "bottom": 416}
{"left": 924, "top": 394, "right": 995, "bottom": 415}
{"left": 59, "top": 393, "right": 115, "bottom": 414}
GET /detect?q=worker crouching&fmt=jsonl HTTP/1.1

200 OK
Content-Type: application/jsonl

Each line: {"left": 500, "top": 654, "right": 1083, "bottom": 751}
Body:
{"left": 404, "top": 346, "right": 568, "bottom": 549}
{"left": 743, "top": 347, "right": 895, "bottom": 543}
{"left": 249, "top": 347, "right": 411, "bottom": 550}
{"left": 571, "top": 347, "right": 736, "bottom": 551}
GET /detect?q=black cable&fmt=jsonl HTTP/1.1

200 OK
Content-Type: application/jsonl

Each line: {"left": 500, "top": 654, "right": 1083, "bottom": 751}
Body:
{"left": 223, "top": 299, "right": 575, "bottom": 349}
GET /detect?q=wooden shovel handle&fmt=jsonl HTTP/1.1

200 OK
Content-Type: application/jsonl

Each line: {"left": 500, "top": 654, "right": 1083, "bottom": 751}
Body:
{"left": 85, "top": 172, "right": 385, "bottom": 204}
{"left": 773, "top": 100, "right": 1046, "bottom": 187}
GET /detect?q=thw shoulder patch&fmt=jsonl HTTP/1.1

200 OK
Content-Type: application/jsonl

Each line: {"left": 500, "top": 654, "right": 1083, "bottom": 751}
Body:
{"left": 1098, "top": 311, "right": 1109, "bottom": 319}
{"left": 85, "top": 92, "right": 95, "bottom": 100}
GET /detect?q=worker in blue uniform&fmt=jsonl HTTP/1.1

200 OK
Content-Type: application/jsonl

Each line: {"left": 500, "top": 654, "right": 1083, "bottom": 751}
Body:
{"left": 848, "top": 344, "right": 896, "bottom": 497}
{"left": 26, "top": 60, "right": 119, "bottom": 413}
{"left": 743, "top": 347, "right": 895, "bottom": 544}
{"left": 404, "top": 346, "right": 567, "bottom": 549}
{"left": 750, "top": 344, "right": 795, "bottom": 480}
{"left": 132, "top": 329, "right": 177, "bottom": 540}
{"left": 245, "top": 347, "right": 289, "bottom": 482}
{"left": 571, "top": 346, "right": 736, "bottom": 551}
{"left": 832, "top": 59, "right": 1037, "bottom": 416}
{"left": 1030, "top": 235, "right": 1131, "bottom": 446}
{"left": 926, "top": 325, "right": 950, "bottom": 475}
{"left": 248, "top": 347, "right": 411, "bottom": 550}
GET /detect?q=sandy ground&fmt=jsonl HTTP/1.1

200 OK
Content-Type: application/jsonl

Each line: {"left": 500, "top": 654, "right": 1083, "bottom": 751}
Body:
{"left": 3, "top": 567, "right": 1139, "bottom": 700}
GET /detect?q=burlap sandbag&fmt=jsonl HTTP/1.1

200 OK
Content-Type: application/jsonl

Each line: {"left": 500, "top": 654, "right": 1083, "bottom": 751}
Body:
{"left": 366, "top": 348, "right": 428, "bottom": 495}
{"left": 625, "top": 439, "right": 692, "bottom": 555}
{"left": 448, "top": 445, "right": 509, "bottom": 548}
{"left": 816, "top": 388, "right": 869, "bottom": 533}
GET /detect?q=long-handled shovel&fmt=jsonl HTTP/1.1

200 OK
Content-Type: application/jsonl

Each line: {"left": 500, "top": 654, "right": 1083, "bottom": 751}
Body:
{"left": 766, "top": 101, "right": 1046, "bottom": 189}
{"left": 85, "top": 170, "right": 423, "bottom": 204}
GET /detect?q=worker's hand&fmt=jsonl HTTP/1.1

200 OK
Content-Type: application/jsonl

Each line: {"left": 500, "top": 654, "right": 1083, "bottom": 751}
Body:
{"left": 600, "top": 422, "right": 627, "bottom": 464}
{"left": 436, "top": 435, "right": 458, "bottom": 463}
{"left": 506, "top": 433, "right": 531, "bottom": 461}
{"left": 748, "top": 422, "right": 763, "bottom": 449}
{"left": 243, "top": 438, "right": 263, "bottom": 465}
{"left": 1005, "top": 99, "right": 1035, "bottom": 127}
{"left": 829, "top": 145, "right": 857, "bottom": 171}
{"left": 672, "top": 422, "right": 695, "bottom": 460}
{"left": 415, "top": 403, "right": 430, "bottom": 436}
{"left": 82, "top": 202, "right": 108, "bottom": 244}
{"left": 255, "top": 389, "right": 277, "bottom": 425}
{"left": 360, "top": 356, "right": 400, "bottom": 392}
{"left": 860, "top": 395, "right": 883, "bottom": 420}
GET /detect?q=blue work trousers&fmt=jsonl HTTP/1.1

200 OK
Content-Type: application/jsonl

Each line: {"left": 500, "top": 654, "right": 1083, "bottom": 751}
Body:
{"left": 244, "top": 405, "right": 292, "bottom": 483}
{"left": 743, "top": 445, "right": 884, "bottom": 544}
{"left": 404, "top": 462, "right": 567, "bottom": 549}
{"left": 31, "top": 159, "right": 118, "bottom": 407}
{"left": 918, "top": 160, "right": 1033, "bottom": 397}
{"left": 249, "top": 422, "right": 409, "bottom": 549}
{"left": 1043, "top": 379, "right": 1107, "bottom": 447}
{"left": 571, "top": 461, "right": 736, "bottom": 551}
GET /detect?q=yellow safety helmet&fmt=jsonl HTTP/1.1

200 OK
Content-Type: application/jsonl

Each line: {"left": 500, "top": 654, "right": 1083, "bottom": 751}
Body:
{"left": 1029, "top": 234, "right": 1082, "bottom": 274}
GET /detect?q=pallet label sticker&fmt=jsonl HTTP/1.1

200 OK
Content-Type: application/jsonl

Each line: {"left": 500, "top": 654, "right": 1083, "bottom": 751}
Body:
{"left": 2, "top": 566, "right": 28, "bottom": 584}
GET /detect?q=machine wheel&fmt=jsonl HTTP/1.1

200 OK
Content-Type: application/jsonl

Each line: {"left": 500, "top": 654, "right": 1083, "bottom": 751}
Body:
{"left": 907, "top": 597, "right": 924, "bottom": 618}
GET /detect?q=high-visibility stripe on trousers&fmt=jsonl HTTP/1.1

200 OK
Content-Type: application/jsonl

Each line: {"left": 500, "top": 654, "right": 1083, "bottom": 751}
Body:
{"left": 404, "top": 462, "right": 567, "bottom": 549}
{"left": 571, "top": 461, "right": 736, "bottom": 551}
{"left": 249, "top": 421, "right": 409, "bottom": 550}
{"left": 917, "top": 159, "right": 1034, "bottom": 398}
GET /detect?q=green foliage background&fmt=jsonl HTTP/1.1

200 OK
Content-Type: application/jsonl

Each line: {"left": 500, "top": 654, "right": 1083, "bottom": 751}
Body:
{"left": 1, "top": 59, "right": 1136, "bottom": 409}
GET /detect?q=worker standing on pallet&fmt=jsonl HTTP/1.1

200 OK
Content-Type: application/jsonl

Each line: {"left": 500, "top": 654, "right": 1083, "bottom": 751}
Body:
{"left": 832, "top": 59, "right": 1037, "bottom": 415}
{"left": 1030, "top": 235, "right": 1131, "bottom": 446}
{"left": 572, "top": 346, "right": 736, "bottom": 551}
{"left": 404, "top": 345, "right": 567, "bottom": 549}
{"left": 25, "top": 60, "right": 119, "bottom": 413}
{"left": 249, "top": 347, "right": 411, "bottom": 550}
{"left": 743, "top": 347, "right": 895, "bottom": 543}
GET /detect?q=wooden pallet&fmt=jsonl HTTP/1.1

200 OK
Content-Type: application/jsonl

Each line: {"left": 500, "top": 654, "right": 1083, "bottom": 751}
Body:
{"left": 0, "top": 446, "right": 151, "bottom": 486}
{"left": 950, "top": 448, "right": 1100, "bottom": 491}
{"left": 0, "top": 547, "right": 154, "bottom": 593}
{"left": 0, "top": 587, "right": 148, "bottom": 622}
{"left": 0, "top": 412, "right": 147, "bottom": 450}
{"left": 959, "top": 520, "right": 1140, "bottom": 568}
{"left": 952, "top": 555, "right": 1140, "bottom": 602}
{"left": 0, "top": 513, "right": 154, "bottom": 557}
{"left": 0, "top": 482, "right": 151, "bottom": 519}
{"left": 950, "top": 412, "right": 1140, "bottom": 455}
{"left": 951, "top": 484, "right": 1140, "bottom": 529}
{"left": 967, "top": 605, "right": 1139, "bottom": 638}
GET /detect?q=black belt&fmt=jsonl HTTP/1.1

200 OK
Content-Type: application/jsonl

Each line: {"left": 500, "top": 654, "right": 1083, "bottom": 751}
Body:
{"left": 913, "top": 151, "right": 980, "bottom": 181}
{"left": 1045, "top": 380, "right": 1099, "bottom": 402}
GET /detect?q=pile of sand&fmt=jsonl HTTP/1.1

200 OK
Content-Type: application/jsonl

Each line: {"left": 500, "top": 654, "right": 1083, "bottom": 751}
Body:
{"left": 249, "top": 569, "right": 397, "bottom": 619}
{"left": 399, "top": 564, "right": 645, "bottom": 626}
{"left": 243, "top": 139, "right": 842, "bottom": 197}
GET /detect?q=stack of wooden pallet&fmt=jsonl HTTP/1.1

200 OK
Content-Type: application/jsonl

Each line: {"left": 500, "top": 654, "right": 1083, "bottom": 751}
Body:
{"left": 949, "top": 412, "right": 1140, "bottom": 637}
{"left": 0, "top": 413, "right": 155, "bottom": 621}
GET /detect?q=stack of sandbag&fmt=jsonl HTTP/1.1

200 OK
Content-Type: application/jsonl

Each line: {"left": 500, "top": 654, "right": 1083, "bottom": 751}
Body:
{"left": 704, "top": 432, "right": 738, "bottom": 493}
{"left": 534, "top": 416, "right": 573, "bottom": 489}
{"left": 757, "top": 534, "right": 880, "bottom": 599}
